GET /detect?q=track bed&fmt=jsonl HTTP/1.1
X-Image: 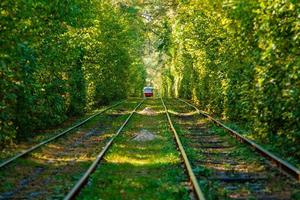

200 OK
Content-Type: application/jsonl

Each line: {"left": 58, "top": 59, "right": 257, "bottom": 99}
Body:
{"left": 1, "top": 98, "right": 299, "bottom": 200}
{"left": 165, "top": 99, "right": 300, "bottom": 200}
{"left": 76, "top": 99, "right": 190, "bottom": 199}
{"left": 0, "top": 100, "right": 138, "bottom": 199}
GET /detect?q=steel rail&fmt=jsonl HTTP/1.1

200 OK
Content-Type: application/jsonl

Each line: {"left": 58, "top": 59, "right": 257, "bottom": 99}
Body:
{"left": 0, "top": 100, "right": 125, "bottom": 169}
{"left": 161, "top": 98, "right": 206, "bottom": 200}
{"left": 64, "top": 100, "right": 144, "bottom": 200}
{"left": 178, "top": 98, "right": 300, "bottom": 182}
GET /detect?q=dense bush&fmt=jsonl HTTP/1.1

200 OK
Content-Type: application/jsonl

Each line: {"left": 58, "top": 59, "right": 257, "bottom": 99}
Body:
{"left": 160, "top": 0, "right": 300, "bottom": 158}
{"left": 0, "top": 0, "right": 146, "bottom": 144}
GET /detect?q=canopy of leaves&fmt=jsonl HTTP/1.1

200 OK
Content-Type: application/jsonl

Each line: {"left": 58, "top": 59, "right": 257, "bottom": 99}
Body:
{"left": 157, "top": 0, "right": 300, "bottom": 158}
{"left": 1, "top": 0, "right": 299, "bottom": 161}
{"left": 0, "top": 0, "right": 146, "bottom": 144}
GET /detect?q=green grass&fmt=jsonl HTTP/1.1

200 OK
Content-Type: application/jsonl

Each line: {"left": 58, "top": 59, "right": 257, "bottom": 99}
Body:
{"left": 77, "top": 99, "right": 190, "bottom": 200}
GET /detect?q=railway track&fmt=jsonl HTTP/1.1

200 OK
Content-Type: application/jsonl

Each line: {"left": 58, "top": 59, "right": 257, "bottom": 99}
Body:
{"left": 0, "top": 99, "right": 141, "bottom": 199}
{"left": 1, "top": 98, "right": 299, "bottom": 199}
{"left": 164, "top": 98, "right": 300, "bottom": 199}
{"left": 67, "top": 98, "right": 192, "bottom": 199}
{"left": 64, "top": 100, "right": 143, "bottom": 199}
{"left": 0, "top": 101, "right": 124, "bottom": 169}
{"left": 178, "top": 98, "right": 300, "bottom": 182}
{"left": 161, "top": 98, "right": 206, "bottom": 200}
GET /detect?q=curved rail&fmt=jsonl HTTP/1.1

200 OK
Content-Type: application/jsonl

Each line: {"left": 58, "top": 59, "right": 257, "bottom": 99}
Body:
{"left": 161, "top": 98, "right": 206, "bottom": 200}
{"left": 0, "top": 100, "right": 124, "bottom": 169}
{"left": 177, "top": 98, "right": 300, "bottom": 182}
{"left": 64, "top": 100, "right": 144, "bottom": 200}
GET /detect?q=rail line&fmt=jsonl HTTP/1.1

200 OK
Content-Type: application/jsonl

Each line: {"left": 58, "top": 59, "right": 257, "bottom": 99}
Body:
{"left": 0, "top": 100, "right": 124, "bottom": 169}
{"left": 165, "top": 98, "right": 299, "bottom": 199}
{"left": 64, "top": 100, "right": 144, "bottom": 200}
{"left": 161, "top": 98, "right": 206, "bottom": 200}
{"left": 1, "top": 98, "right": 298, "bottom": 199}
{"left": 177, "top": 98, "right": 300, "bottom": 182}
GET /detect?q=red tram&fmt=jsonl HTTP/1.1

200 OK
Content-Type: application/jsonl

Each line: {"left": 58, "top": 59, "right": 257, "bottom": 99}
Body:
{"left": 143, "top": 87, "right": 153, "bottom": 97}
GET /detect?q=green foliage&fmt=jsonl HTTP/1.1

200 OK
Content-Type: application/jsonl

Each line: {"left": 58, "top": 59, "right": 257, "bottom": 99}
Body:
{"left": 0, "top": 0, "right": 145, "bottom": 144}
{"left": 159, "top": 0, "right": 300, "bottom": 158}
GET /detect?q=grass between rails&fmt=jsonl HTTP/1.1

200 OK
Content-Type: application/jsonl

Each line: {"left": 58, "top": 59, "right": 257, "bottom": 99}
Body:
{"left": 77, "top": 99, "right": 190, "bottom": 200}
{"left": 0, "top": 100, "right": 139, "bottom": 199}
{"left": 174, "top": 122, "right": 262, "bottom": 199}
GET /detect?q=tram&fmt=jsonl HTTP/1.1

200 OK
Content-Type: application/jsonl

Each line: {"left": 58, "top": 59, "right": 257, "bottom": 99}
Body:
{"left": 143, "top": 87, "right": 154, "bottom": 97}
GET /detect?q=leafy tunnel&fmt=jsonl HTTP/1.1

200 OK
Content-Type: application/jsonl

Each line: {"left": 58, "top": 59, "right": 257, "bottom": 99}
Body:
{"left": 1, "top": 0, "right": 299, "bottom": 162}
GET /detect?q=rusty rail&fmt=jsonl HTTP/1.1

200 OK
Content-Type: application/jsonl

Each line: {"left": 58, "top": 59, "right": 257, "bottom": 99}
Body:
{"left": 178, "top": 98, "right": 300, "bottom": 182}
{"left": 161, "top": 98, "right": 206, "bottom": 200}
{"left": 0, "top": 100, "right": 124, "bottom": 169}
{"left": 64, "top": 100, "right": 144, "bottom": 200}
